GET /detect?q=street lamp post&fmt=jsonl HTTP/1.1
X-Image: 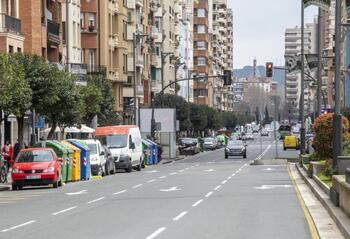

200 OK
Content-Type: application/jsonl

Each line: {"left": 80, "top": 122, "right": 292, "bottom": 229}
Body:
{"left": 300, "top": 0, "right": 306, "bottom": 155}
{"left": 174, "top": 61, "right": 187, "bottom": 95}
{"left": 161, "top": 52, "right": 175, "bottom": 91}
{"left": 333, "top": 0, "right": 343, "bottom": 170}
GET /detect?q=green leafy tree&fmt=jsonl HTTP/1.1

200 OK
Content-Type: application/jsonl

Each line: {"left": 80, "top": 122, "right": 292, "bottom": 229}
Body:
{"left": 189, "top": 103, "right": 207, "bottom": 135}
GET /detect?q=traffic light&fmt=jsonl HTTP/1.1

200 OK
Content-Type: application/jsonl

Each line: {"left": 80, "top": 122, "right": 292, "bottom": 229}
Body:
{"left": 266, "top": 62, "right": 273, "bottom": 77}
{"left": 223, "top": 70, "right": 232, "bottom": 86}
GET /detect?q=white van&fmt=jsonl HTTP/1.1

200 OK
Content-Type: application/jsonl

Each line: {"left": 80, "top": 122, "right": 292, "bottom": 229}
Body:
{"left": 85, "top": 139, "right": 107, "bottom": 176}
{"left": 95, "top": 125, "right": 143, "bottom": 172}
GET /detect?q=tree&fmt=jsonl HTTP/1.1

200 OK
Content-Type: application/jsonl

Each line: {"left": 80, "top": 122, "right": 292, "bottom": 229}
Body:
{"left": 1, "top": 54, "right": 33, "bottom": 147}
{"left": 313, "top": 113, "right": 350, "bottom": 160}
{"left": 189, "top": 103, "right": 207, "bottom": 134}
{"left": 263, "top": 106, "right": 270, "bottom": 125}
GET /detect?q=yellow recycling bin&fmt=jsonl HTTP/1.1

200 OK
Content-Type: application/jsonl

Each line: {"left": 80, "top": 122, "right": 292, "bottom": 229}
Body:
{"left": 61, "top": 141, "right": 81, "bottom": 182}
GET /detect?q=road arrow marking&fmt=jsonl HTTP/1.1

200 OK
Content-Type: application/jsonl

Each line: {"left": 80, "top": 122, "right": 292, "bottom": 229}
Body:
{"left": 160, "top": 186, "right": 181, "bottom": 192}
{"left": 66, "top": 190, "right": 87, "bottom": 195}
{"left": 253, "top": 185, "right": 292, "bottom": 190}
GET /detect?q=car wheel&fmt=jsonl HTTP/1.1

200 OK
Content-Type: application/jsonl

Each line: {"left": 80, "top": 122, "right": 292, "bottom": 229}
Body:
{"left": 53, "top": 180, "right": 59, "bottom": 188}
{"left": 141, "top": 159, "right": 146, "bottom": 168}
{"left": 105, "top": 163, "right": 109, "bottom": 176}
{"left": 283, "top": 147, "right": 286, "bottom": 151}
{"left": 12, "top": 184, "right": 17, "bottom": 191}
{"left": 243, "top": 154, "right": 247, "bottom": 159}
{"left": 111, "top": 164, "right": 116, "bottom": 174}
{"left": 225, "top": 154, "right": 228, "bottom": 159}
{"left": 136, "top": 159, "right": 142, "bottom": 171}
{"left": 98, "top": 165, "right": 104, "bottom": 177}
{"left": 18, "top": 185, "right": 23, "bottom": 190}
{"left": 126, "top": 163, "right": 132, "bottom": 173}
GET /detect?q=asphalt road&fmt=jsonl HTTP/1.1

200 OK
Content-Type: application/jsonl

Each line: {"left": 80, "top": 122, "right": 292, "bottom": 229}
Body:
{"left": 0, "top": 134, "right": 308, "bottom": 239}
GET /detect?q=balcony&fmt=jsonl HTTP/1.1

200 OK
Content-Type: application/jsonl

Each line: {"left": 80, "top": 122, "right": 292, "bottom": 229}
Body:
{"left": 87, "top": 65, "right": 107, "bottom": 75}
{"left": 0, "top": 13, "right": 22, "bottom": 35}
{"left": 47, "top": 19, "right": 60, "bottom": 45}
{"left": 151, "top": 27, "right": 163, "bottom": 43}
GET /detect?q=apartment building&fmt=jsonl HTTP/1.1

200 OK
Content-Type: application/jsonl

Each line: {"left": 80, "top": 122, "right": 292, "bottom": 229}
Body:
{"left": 193, "top": 0, "right": 213, "bottom": 106}
{"left": 177, "top": 0, "right": 194, "bottom": 102}
{"left": 285, "top": 23, "right": 316, "bottom": 116}
{"left": 0, "top": 0, "right": 24, "bottom": 53}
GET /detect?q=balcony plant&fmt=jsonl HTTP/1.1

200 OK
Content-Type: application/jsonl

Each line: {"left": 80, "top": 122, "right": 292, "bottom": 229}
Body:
{"left": 88, "top": 25, "right": 95, "bottom": 32}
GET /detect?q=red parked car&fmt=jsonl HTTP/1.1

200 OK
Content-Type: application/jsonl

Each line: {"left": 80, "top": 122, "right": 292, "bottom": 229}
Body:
{"left": 11, "top": 148, "right": 63, "bottom": 190}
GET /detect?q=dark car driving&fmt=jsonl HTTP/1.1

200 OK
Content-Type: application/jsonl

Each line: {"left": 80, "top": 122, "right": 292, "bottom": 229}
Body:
{"left": 178, "top": 138, "right": 200, "bottom": 155}
{"left": 225, "top": 140, "right": 247, "bottom": 159}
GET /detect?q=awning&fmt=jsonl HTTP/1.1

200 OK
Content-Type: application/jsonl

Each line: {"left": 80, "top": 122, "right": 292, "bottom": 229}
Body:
{"left": 43, "top": 126, "right": 61, "bottom": 133}
{"left": 80, "top": 124, "right": 95, "bottom": 133}
{"left": 64, "top": 127, "right": 81, "bottom": 133}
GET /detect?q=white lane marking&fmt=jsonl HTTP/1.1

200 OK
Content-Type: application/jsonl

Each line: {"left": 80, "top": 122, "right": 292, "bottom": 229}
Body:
{"left": 132, "top": 184, "right": 143, "bottom": 189}
{"left": 221, "top": 180, "right": 227, "bottom": 184}
{"left": 160, "top": 186, "right": 181, "bottom": 192}
{"left": 146, "top": 170, "right": 159, "bottom": 173}
{"left": 1, "top": 220, "right": 37, "bottom": 232}
{"left": 169, "top": 172, "right": 177, "bottom": 175}
{"left": 113, "top": 190, "right": 127, "bottom": 195}
{"left": 147, "top": 179, "right": 156, "bottom": 183}
{"left": 231, "top": 173, "right": 236, "bottom": 176}
{"left": 253, "top": 185, "right": 292, "bottom": 190}
{"left": 146, "top": 227, "right": 167, "bottom": 239}
{"left": 87, "top": 197, "right": 105, "bottom": 204}
{"left": 263, "top": 167, "right": 274, "bottom": 171}
{"left": 214, "top": 185, "right": 221, "bottom": 191}
{"left": 159, "top": 176, "right": 167, "bottom": 179}
{"left": 178, "top": 169, "right": 185, "bottom": 173}
{"left": 192, "top": 199, "right": 203, "bottom": 207}
{"left": 244, "top": 163, "right": 248, "bottom": 166}
{"left": 185, "top": 167, "right": 190, "bottom": 170}
{"left": 204, "top": 169, "right": 215, "bottom": 172}
{"left": 66, "top": 190, "right": 87, "bottom": 195}
{"left": 227, "top": 176, "right": 232, "bottom": 180}
{"left": 173, "top": 211, "right": 188, "bottom": 221}
{"left": 52, "top": 206, "right": 77, "bottom": 216}
{"left": 205, "top": 191, "right": 213, "bottom": 198}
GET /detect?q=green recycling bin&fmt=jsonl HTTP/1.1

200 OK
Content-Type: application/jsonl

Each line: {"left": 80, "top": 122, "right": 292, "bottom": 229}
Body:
{"left": 55, "top": 141, "right": 74, "bottom": 182}
{"left": 36, "top": 140, "right": 72, "bottom": 183}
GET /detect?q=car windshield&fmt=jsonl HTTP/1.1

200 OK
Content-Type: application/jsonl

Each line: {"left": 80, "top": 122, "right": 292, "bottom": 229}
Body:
{"left": 17, "top": 150, "right": 54, "bottom": 163}
{"left": 180, "top": 138, "right": 194, "bottom": 144}
{"left": 228, "top": 141, "right": 243, "bottom": 147}
{"left": 106, "top": 135, "right": 128, "bottom": 148}
{"left": 88, "top": 144, "right": 98, "bottom": 155}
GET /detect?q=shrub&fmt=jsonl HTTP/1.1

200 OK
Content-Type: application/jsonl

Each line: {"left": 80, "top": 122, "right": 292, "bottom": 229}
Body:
{"left": 313, "top": 113, "right": 350, "bottom": 160}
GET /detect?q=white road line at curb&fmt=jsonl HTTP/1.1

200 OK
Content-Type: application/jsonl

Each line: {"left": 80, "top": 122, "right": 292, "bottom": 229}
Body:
{"left": 113, "top": 190, "right": 127, "bottom": 195}
{"left": 1, "top": 220, "right": 36, "bottom": 232}
{"left": 170, "top": 172, "right": 177, "bottom": 175}
{"left": 214, "top": 185, "right": 221, "bottom": 190}
{"left": 146, "top": 227, "right": 167, "bottom": 239}
{"left": 52, "top": 206, "right": 77, "bottom": 216}
{"left": 221, "top": 180, "right": 227, "bottom": 184}
{"left": 132, "top": 184, "right": 143, "bottom": 189}
{"left": 192, "top": 199, "right": 203, "bottom": 207}
{"left": 205, "top": 191, "right": 213, "bottom": 197}
{"left": 147, "top": 179, "right": 156, "bottom": 183}
{"left": 173, "top": 211, "right": 188, "bottom": 221}
{"left": 159, "top": 176, "right": 166, "bottom": 179}
{"left": 87, "top": 197, "right": 105, "bottom": 204}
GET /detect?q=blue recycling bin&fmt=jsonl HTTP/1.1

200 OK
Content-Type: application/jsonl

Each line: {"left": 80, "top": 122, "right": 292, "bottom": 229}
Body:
{"left": 146, "top": 139, "right": 158, "bottom": 164}
{"left": 68, "top": 139, "right": 91, "bottom": 180}
{"left": 142, "top": 139, "right": 152, "bottom": 165}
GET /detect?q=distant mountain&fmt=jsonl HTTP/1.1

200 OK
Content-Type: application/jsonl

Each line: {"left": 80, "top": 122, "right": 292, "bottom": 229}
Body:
{"left": 233, "top": 65, "right": 285, "bottom": 88}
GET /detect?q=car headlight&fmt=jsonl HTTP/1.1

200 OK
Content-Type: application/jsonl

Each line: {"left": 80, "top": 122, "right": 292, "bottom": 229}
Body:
{"left": 12, "top": 168, "right": 23, "bottom": 174}
{"left": 225, "top": 148, "right": 229, "bottom": 152}
{"left": 44, "top": 167, "right": 55, "bottom": 173}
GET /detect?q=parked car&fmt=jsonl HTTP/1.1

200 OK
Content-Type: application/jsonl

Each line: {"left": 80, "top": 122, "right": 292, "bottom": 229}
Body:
{"left": 85, "top": 139, "right": 107, "bottom": 176}
{"left": 96, "top": 125, "right": 143, "bottom": 173}
{"left": 178, "top": 138, "right": 200, "bottom": 155}
{"left": 261, "top": 130, "right": 269, "bottom": 136}
{"left": 225, "top": 140, "right": 247, "bottom": 159}
{"left": 245, "top": 133, "right": 254, "bottom": 140}
{"left": 283, "top": 135, "right": 300, "bottom": 150}
{"left": 203, "top": 137, "right": 219, "bottom": 150}
{"left": 11, "top": 148, "right": 63, "bottom": 190}
{"left": 102, "top": 146, "right": 116, "bottom": 175}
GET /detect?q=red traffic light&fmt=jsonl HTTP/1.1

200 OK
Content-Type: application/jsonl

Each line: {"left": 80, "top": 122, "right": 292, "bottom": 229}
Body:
{"left": 266, "top": 62, "right": 273, "bottom": 77}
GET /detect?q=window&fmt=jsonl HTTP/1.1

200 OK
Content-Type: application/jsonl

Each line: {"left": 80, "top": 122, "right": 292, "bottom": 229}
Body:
{"left": 197, "top": 57, "right": 206, "bottom": 66}
{"left": 8, "top": 45, "right": 14, "bottom": 54}
{"left": 17, "top": 47, "right": 21, "bottom": 53}
{"left": 197, "top": 41, "right": 206, "bottom": 49}
{"left": 62, "top": 21, "right": 66, "bottom": 43}
{"left": 123, "top": 54, "right": 128, "bottom": 73}
{"left": 73, "top": 22, "right": 77, "bottom": 46}
{"left": 123, "top": 0, "right": 127, "bottom": 7}
{"left": 197, "top": 25, "right": 206, "bottom": 33}
{"left": 80, "top": 13, "right": 84, "bottom": 29}
{"left": 89, "top": 50, "right": 95, "bottom": 70}
{"left": 197, "top": 9, "right": 206, "bottom": 17}
{"left": 123, "top": 21, "right": 127, "bottom": 40}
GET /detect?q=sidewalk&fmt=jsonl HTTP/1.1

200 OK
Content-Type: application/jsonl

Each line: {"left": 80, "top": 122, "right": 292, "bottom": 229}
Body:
{"left": 0, "top": 173, "right": 11, "bottom": 191}
{"left": 289, "top": 163, "right": 345, "bottom": 239}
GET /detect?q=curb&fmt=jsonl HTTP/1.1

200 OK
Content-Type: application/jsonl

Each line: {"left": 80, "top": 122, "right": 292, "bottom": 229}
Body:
{"left": 0, "top": 185, "right": 10, "bottom": 191}
{"left": 251, "top": 159, "right": 288, "bottom": 165}
{"left": 295, "top": 164, "right": 350, "bottom": 239}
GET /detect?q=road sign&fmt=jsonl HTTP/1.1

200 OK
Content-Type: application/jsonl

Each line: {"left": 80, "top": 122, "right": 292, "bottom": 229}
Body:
{"left": 36, "top": 117, "right": 45, "bottom": 129}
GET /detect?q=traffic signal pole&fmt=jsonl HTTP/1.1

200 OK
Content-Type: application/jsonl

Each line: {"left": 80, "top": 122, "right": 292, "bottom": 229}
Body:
{"left": 300, "top": 0, "right": 306, "bottom": 155}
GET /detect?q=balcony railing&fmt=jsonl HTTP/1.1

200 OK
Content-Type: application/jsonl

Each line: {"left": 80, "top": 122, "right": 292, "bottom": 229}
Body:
{"left": 0, "top": 13, "right": 21, "bottom": 34}
{"left": 47, "top": 19, "right": 60, "bottom": 45}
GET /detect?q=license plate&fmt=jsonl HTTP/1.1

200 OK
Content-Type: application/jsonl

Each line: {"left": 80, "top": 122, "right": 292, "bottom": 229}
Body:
{"left": 26, "top": 175, "right": 41, "bottom": 180}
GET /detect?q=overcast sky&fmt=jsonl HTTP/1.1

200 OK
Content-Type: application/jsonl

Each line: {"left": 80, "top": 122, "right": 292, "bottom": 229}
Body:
{"left": 228, "top": 0, "right": 318, "bottom": 68}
